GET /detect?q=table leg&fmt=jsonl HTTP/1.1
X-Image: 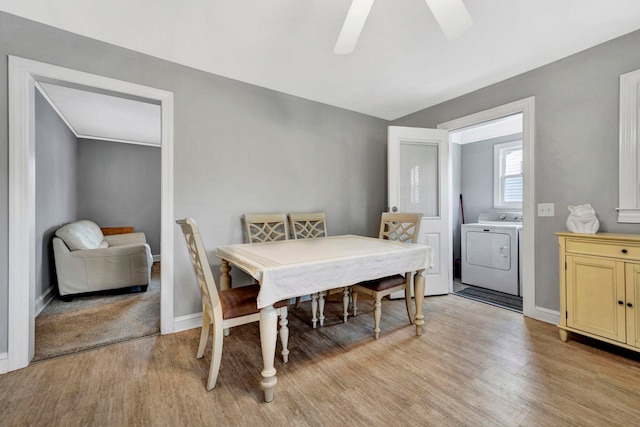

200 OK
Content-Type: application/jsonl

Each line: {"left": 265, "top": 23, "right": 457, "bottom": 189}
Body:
{"left": 342, "top": 287, "right": 350, "bottom": 323}
{"left": 413, "top": 269, "right": 425, "bottom": 336}
{"left": 318, "top": 291, "right": 326, "bottom": 327}
{"left": 220, "top": 259, "right": 231, "bottom": 291}
{"left": 404, "top": 272, "right": 415, "bottom": 324}
{"left": 311, "top": 293, "right": 318, "bottom": 328}
{"left": 259, "top": 305, "right": 278, "bottom": 403}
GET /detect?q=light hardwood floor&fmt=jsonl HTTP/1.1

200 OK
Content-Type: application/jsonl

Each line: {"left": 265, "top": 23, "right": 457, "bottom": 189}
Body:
{"left": 2, "top": 294, "right": 640, "bottom": 426}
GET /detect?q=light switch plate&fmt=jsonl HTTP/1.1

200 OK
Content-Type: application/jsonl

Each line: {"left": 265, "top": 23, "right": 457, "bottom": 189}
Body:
{"left": 538, "top": 203, "right": 554, "bottom": 217}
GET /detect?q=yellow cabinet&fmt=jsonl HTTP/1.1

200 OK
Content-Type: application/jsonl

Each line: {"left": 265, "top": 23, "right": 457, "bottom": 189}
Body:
{"left": 557, "top": 232, "right": 640, "bottom": 353}
{"left": 625, "top": 263, "right": 640, "bottom": 348}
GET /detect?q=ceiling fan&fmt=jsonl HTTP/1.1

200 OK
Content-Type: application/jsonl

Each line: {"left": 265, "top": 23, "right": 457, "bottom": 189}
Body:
{"left": 334, "top": 0, "right": 473, "bottom": 54}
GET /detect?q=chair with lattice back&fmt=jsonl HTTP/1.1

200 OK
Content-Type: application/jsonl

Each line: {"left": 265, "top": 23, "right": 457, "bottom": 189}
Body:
{"left": 287, "top": 212, "right": 349, "bottom": 327}
{"left": 244, "top": 213, "right": 290, "bottom": 243}
{"left": 351, "top": 212, "right": 423, "bottom": 339}
{"left": 289, "top": 212, "right": 327, "bottom": 239}
{"left": 176, "top": 218, "right": 289, "bottom": 391}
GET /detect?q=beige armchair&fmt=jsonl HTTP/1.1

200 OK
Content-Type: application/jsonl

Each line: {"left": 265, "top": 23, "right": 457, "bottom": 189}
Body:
{"left": 52, "top": 220, "right": 153, "bottom": 300}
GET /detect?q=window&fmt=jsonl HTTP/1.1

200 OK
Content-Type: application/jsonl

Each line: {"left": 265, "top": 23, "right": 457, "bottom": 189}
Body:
{"left": 494, "top": 140, "right": 523, "bottom": 208}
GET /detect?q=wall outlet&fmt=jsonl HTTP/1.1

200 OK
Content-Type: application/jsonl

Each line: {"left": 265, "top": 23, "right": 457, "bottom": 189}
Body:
{"left": 538, "top": 203, "right": 555, "bottom": 217}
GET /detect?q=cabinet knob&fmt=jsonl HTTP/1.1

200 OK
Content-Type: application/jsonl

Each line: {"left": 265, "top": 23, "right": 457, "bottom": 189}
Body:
{"left": 618, "top": 300, "right": 624, "bottom": 305}
{"left": 621, "top": 249, "right": 628, "bottom": 254}
{"left": 628, "top": 303, "right": 634, "bottom": 308}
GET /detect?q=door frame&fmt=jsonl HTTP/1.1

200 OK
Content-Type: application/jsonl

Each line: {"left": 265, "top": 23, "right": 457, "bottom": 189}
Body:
{"left": 437, "top": 97, "right": 539, "bottom": 320}
{"left": 7, "top": 56, "right": 175, "bottom": 371}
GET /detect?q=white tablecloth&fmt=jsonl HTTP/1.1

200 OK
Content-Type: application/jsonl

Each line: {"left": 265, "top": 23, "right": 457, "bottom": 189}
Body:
{"left": 216, "top": 235, "right": 433, "bottom": 309}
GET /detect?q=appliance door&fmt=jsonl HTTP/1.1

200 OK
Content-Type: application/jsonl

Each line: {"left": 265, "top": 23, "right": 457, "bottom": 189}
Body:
{"left": 461, "top": 225, "right": 519, "bottom": 295}
{"left": 466, "top": 230, "right": 511, "bottom": 270}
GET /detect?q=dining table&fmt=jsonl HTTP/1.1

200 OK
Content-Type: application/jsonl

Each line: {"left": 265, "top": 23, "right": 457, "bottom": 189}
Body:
{"left": 215, "top": 234, "right": 433, "bottom": 402}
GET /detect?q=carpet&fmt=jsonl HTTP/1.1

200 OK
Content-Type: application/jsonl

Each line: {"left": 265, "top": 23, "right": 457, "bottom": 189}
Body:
{"left": 33, "top": 263, "right": 161, "bottom": 361}
{"left": 454, "top": 286, "right": 523, "bottom": 312}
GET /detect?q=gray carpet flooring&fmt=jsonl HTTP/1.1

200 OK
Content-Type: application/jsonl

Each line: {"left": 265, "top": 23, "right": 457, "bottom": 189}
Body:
{"left": 33, "top": 263, "right": 160, "bottom": 361}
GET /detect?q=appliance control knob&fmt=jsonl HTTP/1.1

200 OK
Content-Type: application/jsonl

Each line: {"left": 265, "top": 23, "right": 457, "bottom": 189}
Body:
{"left": 499, "top": 214, "right": 506, "bottom": 220}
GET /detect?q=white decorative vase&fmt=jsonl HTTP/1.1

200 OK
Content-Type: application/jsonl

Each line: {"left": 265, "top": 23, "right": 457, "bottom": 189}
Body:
{"left": 566, "top": 203, "right": 600, "bottom": 234}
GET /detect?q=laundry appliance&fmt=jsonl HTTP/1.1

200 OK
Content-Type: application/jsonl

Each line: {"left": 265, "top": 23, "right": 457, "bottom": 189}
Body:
{"left": 461, "top": 212, "right": 522, "bottom": 296}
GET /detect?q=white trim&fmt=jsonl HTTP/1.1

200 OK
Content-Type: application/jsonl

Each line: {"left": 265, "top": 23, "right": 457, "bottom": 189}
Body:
{"left": 153, "top": 254, "right": 162, "bottom": 263}
{"left": 76, "top": 134, "right": 161, "bottom": 147}
{"left": 7, "top": 56, "right": 174, "bottom": 372}
{"left": 34, "top": 82, "right": 78, "bottom": 135}
{"left": 617, "top": 208, "right": 640, "bottom": 223}
{"left": 617, "top": 68, "right": 640, "bottom": 222}
{"left": 438, "top": 97, "right": 537, "bottom": 319}
{"left": 533, "top": 306, "right": 560, "bottom": 325}
{"left": 173, "top": 313, "right": 203, "bottom": 333}
{"left": 35, "top": 286, "right": 55, "bottom": 316}
{"left": 0, "top": 353, "right": 8, "bottom": 374}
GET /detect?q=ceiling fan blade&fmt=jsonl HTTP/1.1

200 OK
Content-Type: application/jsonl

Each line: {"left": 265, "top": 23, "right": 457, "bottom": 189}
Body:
{"left": 424, "top": 0, "right": 473, "bottom": 40}
{"left": 334, "top": 0, "right": 375, "bottom": 55}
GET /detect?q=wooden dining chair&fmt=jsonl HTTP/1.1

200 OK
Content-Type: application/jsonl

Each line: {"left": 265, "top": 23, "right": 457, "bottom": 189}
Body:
{"left": 288, "top": 212, "right": 349, "bottom": 327}
{"left": 351, "top": 212, "right": 423, "bottom": 339}
{"left": 176, "top": 218, "right": 289, "bottom": 391}
{"left": 243, "top": 213, "right": 289, "bottom": 243}
{"left": 288, "top": 212, "right": 327, "bottom": 239}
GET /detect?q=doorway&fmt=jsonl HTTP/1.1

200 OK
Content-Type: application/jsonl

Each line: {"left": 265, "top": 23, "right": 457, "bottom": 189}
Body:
{"left": 438, "top": 97, "right": 536, "bottom": 319}
{"left": 33, "top": 85, "right": 162, "bottom": 359}
{"left": 7, "top": 56, "right": 175, "bottom": 371}
{"left": 450, "top": 113, "right": 524, "bottom": 312}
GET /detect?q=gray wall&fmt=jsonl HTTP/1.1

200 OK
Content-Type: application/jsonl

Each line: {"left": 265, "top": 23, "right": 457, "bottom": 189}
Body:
{"left": 0, "top": 12, "right": 388, "bottom": 353}
{"left": 35, "top": 91, "right": 78, "bottom": 300}
{"left": 460, "top": 133, "right": 522, "bottom": 224}
{"left": 460, "top": 139, "right": 494, "bottom": 224}
{"left": 77, "top": 139, "right": 161, "bottom": 254}
{"left": 393, "top": 29, "right": 640, "bottom": 311}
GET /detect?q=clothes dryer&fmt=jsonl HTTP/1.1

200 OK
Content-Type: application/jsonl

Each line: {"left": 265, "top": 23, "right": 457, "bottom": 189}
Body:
{"left": 461, "top": 212, "right": 522, "bottom": 296}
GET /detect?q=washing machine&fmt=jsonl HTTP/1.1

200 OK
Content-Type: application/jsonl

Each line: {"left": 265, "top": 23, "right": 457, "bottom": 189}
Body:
{"left": 461, "top": 212, "right": 522, "bottom": 296}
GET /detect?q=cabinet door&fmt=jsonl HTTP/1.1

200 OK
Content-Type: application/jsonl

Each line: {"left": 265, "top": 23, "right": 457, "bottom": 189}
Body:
{"left": 566, "top": 255, "right": 626, "bottom": 342}
{"left": 625, "top": 263, "right": 640, "bottom": 347}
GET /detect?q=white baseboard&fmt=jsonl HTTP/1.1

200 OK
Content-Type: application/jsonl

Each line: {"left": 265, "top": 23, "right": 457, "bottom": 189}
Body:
{"left": 0, "top": 352, "right": 8, "bottom": 374}
{"left": 153, "top": 254, "right": 161, "bottom": 262}
{"left": 35, "top": 286, "right": 55, "bottom": 316}
{"left": 173, "top": 313, "right": 202, "bottom": 333}
{"left": 533, "top": 306, "right": 560, "bottom": 325}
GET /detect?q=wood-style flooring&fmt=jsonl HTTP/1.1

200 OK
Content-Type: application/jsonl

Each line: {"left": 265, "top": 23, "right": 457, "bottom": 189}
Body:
{"left": 2, "top": 294, "right": 640, "bottom": 426}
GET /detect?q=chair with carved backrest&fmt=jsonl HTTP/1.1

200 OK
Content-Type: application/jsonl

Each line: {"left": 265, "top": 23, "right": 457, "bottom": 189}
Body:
{"left": 351, "top": 212, "right": 423, "bottom": 339}
{"left": 176, "top": 217, "right": 289, "bottom": 391}
{"left": 243, "top": 213, "right": 290, "bottom": 243}
{"left": 288, "top": 212, "right": 350, "bottom": 327}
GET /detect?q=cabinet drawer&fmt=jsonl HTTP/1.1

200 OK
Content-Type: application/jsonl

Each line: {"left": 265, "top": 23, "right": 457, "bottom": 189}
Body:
{"left": 565, "top": 239, "right": 640, "bottom": 260}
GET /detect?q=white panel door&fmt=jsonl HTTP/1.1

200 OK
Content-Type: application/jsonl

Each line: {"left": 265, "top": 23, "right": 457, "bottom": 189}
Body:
{"left": 388, "top": 126, "right": 450, "bottom": 296}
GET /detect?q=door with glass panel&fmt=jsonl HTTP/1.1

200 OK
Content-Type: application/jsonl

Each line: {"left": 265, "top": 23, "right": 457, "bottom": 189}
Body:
{"left": 388, "top": 126, "right": 450, "bottom": 296}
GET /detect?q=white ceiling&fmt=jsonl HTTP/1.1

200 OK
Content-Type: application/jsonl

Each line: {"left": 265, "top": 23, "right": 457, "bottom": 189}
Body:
{"left": 37, "top": 82, "right": 161, "bottom": 146}
{"left": 450, "top": 113, "right": 522, "bottom": 145}
{"left": 3, "top": 0, "right": 640, "bottom": 120}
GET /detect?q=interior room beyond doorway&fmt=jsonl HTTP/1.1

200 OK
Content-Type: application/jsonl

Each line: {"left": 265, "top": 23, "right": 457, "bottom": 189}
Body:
{"left": 450, "top": 113, "right": 524, "bottom": 313}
